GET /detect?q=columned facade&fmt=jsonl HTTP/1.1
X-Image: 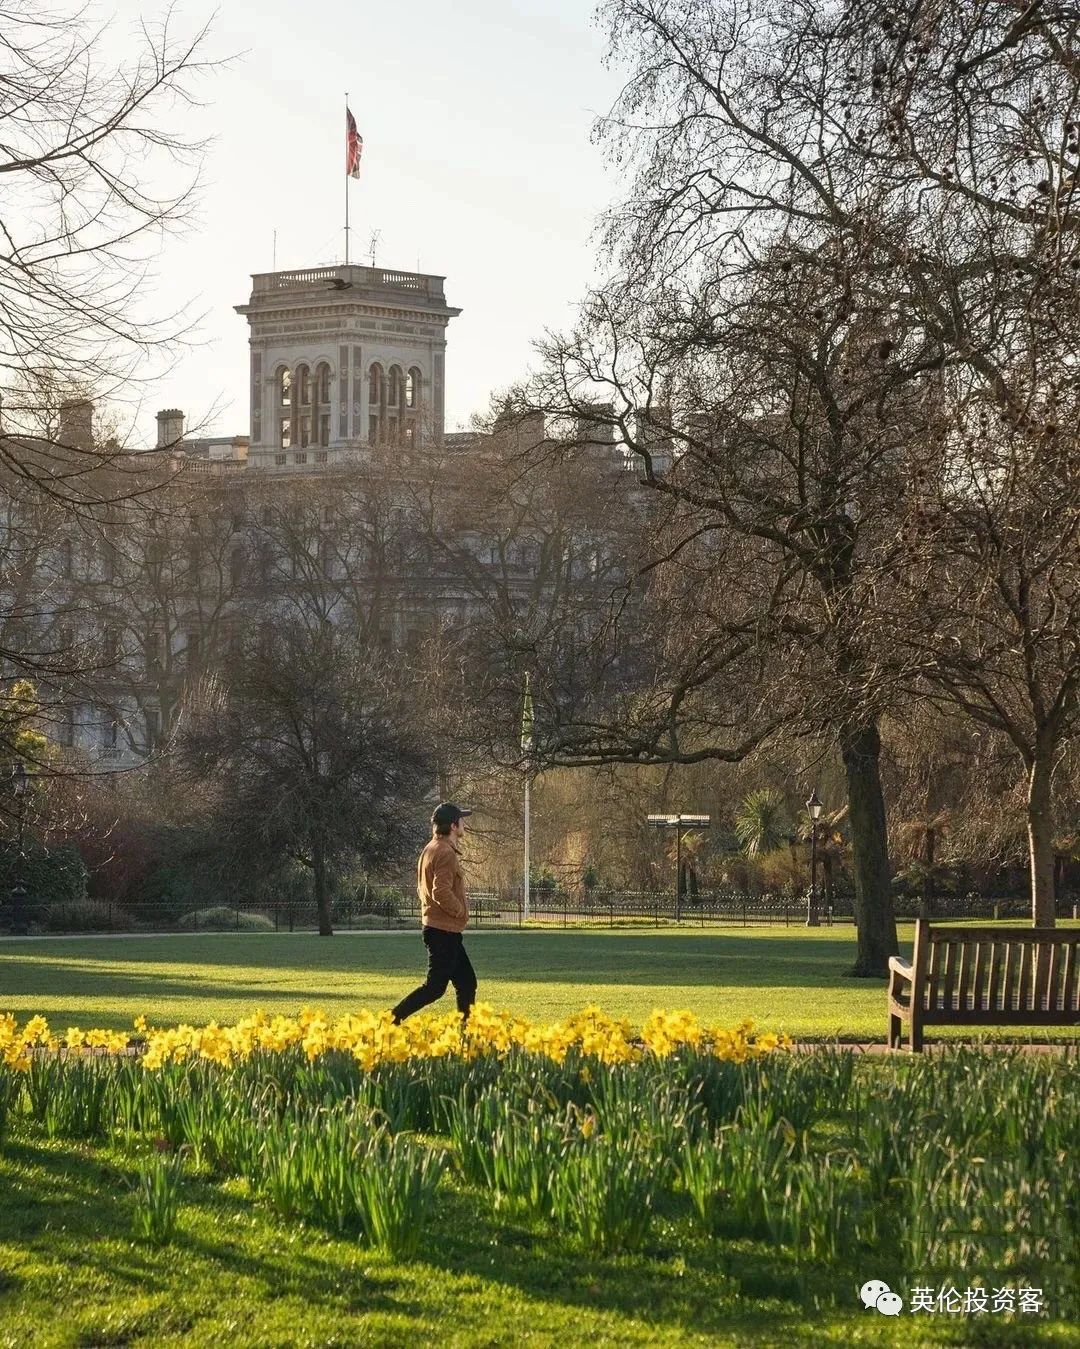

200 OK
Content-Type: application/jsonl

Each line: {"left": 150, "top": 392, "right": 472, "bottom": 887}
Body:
{"left": 235, "top": 266, "right": 461, "bottom": 473}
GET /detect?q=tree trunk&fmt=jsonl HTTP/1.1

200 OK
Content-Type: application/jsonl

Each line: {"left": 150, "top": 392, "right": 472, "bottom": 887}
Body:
{"left": 313, "top": 837, "right": 333, "bottom": 937}
{"left": 840, "top": 720, "right": 898, "bottom": 976}
{"left": 822, "top": 852, "right": 834, "bottom": 910}
{"left": 1027, "top": 753, "right": 1056, "bottom": 927}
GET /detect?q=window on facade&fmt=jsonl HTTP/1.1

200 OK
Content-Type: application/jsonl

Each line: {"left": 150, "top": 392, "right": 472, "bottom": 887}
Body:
{"left": 144, "top": 707, "right": 160, "bottom": 751}
{"left": 279, "top": 417, "right": 291, "bottom": 449}
{"left": 405, "top": 368, "right": 420, "bottom": 408}
{"left": 404, "top": 425, "right": 415, "bottom": 449}
{"left": 388, "top": 366, "right": 402, "bottom": 406}
{"left": 294, "top": 451, "right": 308, "bottom": 465}
{"left": 297, "top": 366, "right": 311, "bottom": 407}
{"left": 315, "top": 450, "right": 327, "bottom": 464}
{"left": 318, "top": 413, "right": 330, "bottom": 446}
{"left": 369, "top": 363, "right": 383, "bottom": 404}
{"left": 275, "top": 452, "right": 287, "bottom": 466}
{"left": 184, "top": 632, "right": 200, "bottom": 670}
{"left": 144, "top": 630, "right": 163, "bottom": 674}
{"left": 299, "top": 413, "right": 312, "bottom": 447}
{"left": 61, "top": 538, "right": 74, "bottom": 578}
{"left": 101, "top": 712, "right": 119, "bottom": 750}
{"left": 279, "top": 369, "right": 291, "bottom": 407}
{"left": 368, "top": 414, "right": 378, "bottom": 443}
{"left": 317, "top": 365, "right": 331, "bottom": 404}
{"left": 103, "top": 625, "right": 120, "bottom": 663}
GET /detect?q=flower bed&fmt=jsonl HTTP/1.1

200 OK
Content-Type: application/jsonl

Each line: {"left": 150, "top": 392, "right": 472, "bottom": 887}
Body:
{"left": 1, "top": 1004, "right": 785, "bottom": 1072}
{"left": 1, "top": 1005, "right": 1078, "bottom": 1329}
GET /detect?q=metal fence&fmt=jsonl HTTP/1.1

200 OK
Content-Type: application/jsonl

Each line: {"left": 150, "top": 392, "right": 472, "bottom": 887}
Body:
{"left": 5, "top": 887, "right": 1079, "bottom": 936}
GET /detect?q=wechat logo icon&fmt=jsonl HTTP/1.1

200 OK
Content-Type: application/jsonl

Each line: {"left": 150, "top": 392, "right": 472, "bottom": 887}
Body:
{"left": 860, "top": 1279, "right": 904, "bottom": 1316}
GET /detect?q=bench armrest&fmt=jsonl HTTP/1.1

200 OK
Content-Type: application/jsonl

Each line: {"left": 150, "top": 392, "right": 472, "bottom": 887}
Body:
{"left": 888, "top": 956, "right": 913, "bottom": 982}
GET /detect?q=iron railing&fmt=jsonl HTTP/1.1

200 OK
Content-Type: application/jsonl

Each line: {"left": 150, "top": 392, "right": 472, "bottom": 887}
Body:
{"left": 4, "top": 888, "right": 1077, "bottom": 936}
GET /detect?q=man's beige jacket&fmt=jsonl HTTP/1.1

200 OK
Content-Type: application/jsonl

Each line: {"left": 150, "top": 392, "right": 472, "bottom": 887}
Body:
{"left": 417, "top": 834, "right": 468, "bottom": 933}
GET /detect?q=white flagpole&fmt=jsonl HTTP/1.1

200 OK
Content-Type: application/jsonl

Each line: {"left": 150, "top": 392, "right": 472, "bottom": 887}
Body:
{"left": 523, "top": 773, "right": 531, "bottom": 923}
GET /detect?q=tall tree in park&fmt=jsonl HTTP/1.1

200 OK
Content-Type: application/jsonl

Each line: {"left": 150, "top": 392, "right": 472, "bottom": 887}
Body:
{"left": 506, "top": 0, "right": 1080, "bottom": 963}
{"left": 176, "top": 622, "right": 433, "bottom": 937}
{"left": 840, "top": 1, "right": 1080, "bottom": 926}
{"left": 0, "top": 1, "right": 217, "bottom": 763}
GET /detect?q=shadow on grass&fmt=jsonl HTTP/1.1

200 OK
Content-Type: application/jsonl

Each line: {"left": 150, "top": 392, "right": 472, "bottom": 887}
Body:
{"left": 0, "top": 1135, "right": 420, "bottom": 1320}
{"left": 0, "top": 931, "right": 877, "bottom": 995}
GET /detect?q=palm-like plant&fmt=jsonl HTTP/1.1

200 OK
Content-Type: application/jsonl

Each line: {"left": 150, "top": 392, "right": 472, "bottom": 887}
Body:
{"left": 734, "top": 789, "right": 789, "bottom": 858}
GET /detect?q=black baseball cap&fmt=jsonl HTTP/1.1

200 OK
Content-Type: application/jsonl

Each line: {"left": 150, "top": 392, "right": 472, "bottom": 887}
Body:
{"left": 432, "top": 802, "right": 472, "bottom": 828}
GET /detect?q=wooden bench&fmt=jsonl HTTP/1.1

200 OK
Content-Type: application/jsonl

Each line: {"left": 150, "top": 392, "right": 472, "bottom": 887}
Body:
{"left": 888, "top": 920, "right": 1080, "bottom": 1051}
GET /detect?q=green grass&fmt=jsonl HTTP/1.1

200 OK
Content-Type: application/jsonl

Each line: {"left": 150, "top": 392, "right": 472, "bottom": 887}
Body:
{"left": 1, "top": 1084, "right": 1072, "bottom": 1348}
{"left": 1, "top": 924, "right": 1078, "bottom": 1041}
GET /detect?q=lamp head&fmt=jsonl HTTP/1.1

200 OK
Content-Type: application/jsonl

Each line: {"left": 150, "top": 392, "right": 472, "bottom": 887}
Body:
{"left": 806, "top": 788, "right": 823, "bottom": 821}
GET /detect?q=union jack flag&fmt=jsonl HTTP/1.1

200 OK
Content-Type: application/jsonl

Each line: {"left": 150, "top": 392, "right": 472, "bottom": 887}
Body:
{"left": 346, "top": 108, "right": 362, "bottom": 179}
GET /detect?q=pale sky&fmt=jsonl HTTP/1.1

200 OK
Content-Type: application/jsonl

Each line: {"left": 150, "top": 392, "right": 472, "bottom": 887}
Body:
{"left": 110, "top": 0, "right": 624, "bottom": 443}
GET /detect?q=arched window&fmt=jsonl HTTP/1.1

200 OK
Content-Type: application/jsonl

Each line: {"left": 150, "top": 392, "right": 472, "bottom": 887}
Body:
{"left": 316, "top": 363, "right": 332, "bottom": 446}
{"left": 295, "top": 364, "right": 312, "bottom": 447}
{"left": 405, "top": 368, "right": 421, "bottom": 409}
{"left": 388, "top": 366, "right": 402, "bottom": 407}
{"left": 368, "top": 363, "right": 385, "bottom": 443}
{"left": 277, "top": 368, "right": 292, "bottom": 448}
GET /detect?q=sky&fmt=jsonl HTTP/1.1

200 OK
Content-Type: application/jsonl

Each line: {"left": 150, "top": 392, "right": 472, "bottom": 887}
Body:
{"left": 109, "top": 0, "right": 625, "bottom": 443}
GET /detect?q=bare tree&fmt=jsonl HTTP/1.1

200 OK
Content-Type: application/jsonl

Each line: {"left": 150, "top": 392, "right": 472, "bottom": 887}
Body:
{"left": 0, "top": 0, "right": 217, "bottom": 501}
{"left": 177, "top": 620, "right": 434, "bottom": 937}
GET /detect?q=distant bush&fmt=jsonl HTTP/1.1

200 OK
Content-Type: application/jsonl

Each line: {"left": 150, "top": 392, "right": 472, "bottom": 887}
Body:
{"left": 1, "top": 841, "right": 89, "bottom": 911}
{"left": 177, "top": 906, "right": 274, "bottom": 932}
{"left": 42, "top": 897, "right": 124, "bottom": 933}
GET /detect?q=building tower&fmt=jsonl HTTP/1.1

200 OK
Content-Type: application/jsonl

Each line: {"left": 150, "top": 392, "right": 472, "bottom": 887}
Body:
{"left": 235, "top": 264, "right": 461, "bottom": 472}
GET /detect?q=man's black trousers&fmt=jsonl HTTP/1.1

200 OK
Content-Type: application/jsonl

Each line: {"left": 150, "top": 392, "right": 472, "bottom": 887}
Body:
{"left": 391, "top": 926, "right": 477, "bottom": 1022}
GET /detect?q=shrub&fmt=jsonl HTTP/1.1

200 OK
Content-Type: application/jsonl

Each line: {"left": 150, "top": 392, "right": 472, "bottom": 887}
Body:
{"left": 176, "top": 906, "right": 274, "bottom": 932}
{"left": 41, "top": 896, "right": 123, "bottom": 933}
{"left": 1, "top": 841, "right": 88, "bottom": 911}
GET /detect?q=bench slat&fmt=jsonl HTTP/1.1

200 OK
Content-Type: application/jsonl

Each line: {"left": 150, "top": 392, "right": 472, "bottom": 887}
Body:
{"left": 1064, "top": 941, "right": 1079, "bottom": 1013}
{"left": 973, "top": 939, "right": 988, "bottom": 1011}
{"left": 960, "top": 938, "right": 976, "bottom": 1014}
{"left": 942, "top": 939, "right": 958, "bottom": 1013}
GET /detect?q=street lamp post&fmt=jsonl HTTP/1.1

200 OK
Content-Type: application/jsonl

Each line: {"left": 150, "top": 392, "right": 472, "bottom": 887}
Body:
{"left": 9, "top": 763, "right": 29, "bottom": 937}
{"left": 805, "top": 789, "right": 823, "bottom": 928}
{"left": 647, "top": 813, "right": 710, "bottom": 921}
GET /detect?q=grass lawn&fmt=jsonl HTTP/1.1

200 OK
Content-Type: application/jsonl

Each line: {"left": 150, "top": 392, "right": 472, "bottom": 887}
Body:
{"left": 3, "top": 1123, "right": 1062, "bottom": 1349}
{"left": 1, "top": 923, "right": 1078, "bottom": 1042}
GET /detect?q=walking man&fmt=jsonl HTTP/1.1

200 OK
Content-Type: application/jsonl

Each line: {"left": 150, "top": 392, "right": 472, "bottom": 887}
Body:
{"left": 391, "top": 802, "right": 477, "bottom": 1024}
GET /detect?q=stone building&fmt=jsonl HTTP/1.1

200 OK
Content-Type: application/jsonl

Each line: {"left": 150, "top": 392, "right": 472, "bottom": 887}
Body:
{"left": 1, "top": 262, "right": 645, "bottom": 770}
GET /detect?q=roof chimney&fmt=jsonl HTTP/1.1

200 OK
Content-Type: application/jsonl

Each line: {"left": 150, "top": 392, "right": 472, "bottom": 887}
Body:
{"left": 156, "top": 409, "right": 185, "bottom": 449}
{"left": 58, "top": 399, "right": 94, "bottom": 451}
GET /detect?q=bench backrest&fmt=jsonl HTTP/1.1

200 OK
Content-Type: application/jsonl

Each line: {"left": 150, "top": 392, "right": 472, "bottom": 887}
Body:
{"left": 912, "top": 921, "right": 1080, "bottom": 1016}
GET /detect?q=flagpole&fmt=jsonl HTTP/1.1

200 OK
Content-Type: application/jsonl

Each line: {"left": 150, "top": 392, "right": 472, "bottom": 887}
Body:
{"left": 521, "top": 673, "right": 534, "bottom": 924}
{"left": 524, "top": 772, "right": 531, "bottom": 923}
{"left": 344, "top": 93, "right": 350, "bottom": 265}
